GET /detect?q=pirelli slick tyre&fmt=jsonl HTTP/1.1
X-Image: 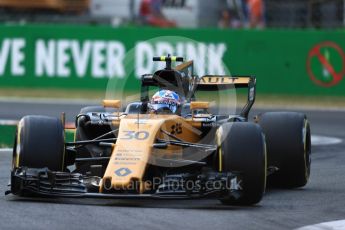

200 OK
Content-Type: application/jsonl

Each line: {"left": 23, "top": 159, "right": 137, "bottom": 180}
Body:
{"left": 258, "top": 112, "right": 311, "bottom": 188}
{"left": 12, "top": 115, "right": 65, "bottom": 171}
{"left": 216, "top": 122, "right": 267, "bottom": 205}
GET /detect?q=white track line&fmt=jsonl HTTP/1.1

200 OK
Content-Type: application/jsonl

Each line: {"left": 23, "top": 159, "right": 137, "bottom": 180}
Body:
{"left": 0, "top": 148, "right": 12, "bottom": 152}
{"left": 0, "top": 97, "right": 99, "bottom": 105}
{"left": 254, "top": 104, "right": 345, "bottom": 112}
{"left": 0, "top": 120, "right": 74, "bottom": 127}
{"left": 311, "top": 135, "right": 343, "bottom": 146}
{"left": 0, "top": 120, "right": 18, "bottom": 125}
{"left": 296, "top": 220, "right": 345, "bottom": 230}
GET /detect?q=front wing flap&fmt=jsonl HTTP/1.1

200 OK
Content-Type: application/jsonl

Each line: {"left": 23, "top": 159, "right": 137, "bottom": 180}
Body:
{"left": 7, "top": 167, "right": 243, "bottom": 200}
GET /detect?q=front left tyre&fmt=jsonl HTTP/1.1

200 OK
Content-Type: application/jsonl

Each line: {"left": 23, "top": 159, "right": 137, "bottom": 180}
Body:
{"left": 12, "top": 115, "right": 65, "bottom": 171}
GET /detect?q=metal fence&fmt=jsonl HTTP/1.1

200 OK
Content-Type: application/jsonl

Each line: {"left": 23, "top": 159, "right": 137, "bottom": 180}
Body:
{"left": 265, "top": 0, "right": 343, "bottom": 28}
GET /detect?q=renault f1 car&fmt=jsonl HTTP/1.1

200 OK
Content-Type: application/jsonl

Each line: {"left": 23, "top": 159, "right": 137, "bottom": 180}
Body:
{"left": 7, "top": 56, "right": 311, "bottom": 205}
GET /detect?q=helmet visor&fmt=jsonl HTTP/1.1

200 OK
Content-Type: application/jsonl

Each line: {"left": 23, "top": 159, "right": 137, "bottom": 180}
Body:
{"left": 150, "top": 103, "right": 177, "bottom": 113}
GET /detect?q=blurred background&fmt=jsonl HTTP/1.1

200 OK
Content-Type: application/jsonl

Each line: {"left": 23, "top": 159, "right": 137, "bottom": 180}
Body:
{"left": 0, "top": 0, "right": 343, "bottom": 29}
{"left": 0, "top": 0, "right": 344, "bottom": 107}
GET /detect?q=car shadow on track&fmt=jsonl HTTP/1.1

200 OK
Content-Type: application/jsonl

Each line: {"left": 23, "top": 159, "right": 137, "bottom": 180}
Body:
{"left": 5, "top": 195, "right": 263, "bottom": 211}
{"left": 5, "top": 188, "right": 309, "bottom": 210}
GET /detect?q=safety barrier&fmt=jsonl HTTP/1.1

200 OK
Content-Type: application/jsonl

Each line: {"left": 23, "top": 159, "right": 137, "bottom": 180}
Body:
{"left": 0, "top": 24, "right": 344, "bottom": 95}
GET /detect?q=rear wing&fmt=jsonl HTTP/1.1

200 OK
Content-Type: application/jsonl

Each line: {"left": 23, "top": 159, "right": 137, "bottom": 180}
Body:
{"left": 197, "top": 75, "right": 256, "bottom": 119}
{"left": 197, "top": 75, "right": 253, "bottom": 90}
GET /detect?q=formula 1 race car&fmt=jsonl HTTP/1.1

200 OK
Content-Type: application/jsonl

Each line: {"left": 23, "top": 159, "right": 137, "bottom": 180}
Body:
{"left": 7, "top": 56, "right": 311, "bottom": 205}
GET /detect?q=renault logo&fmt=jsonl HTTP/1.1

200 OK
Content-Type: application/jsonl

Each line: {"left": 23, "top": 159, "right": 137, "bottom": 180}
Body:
{"left": 115, "top": 168, "right": 132, "bottom": 177}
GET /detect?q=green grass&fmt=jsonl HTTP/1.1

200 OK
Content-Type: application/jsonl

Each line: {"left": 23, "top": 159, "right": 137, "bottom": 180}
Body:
{"left": 0, "top": 125, "right": 16, "bottom": 148}
{"left": 0, "top": 125, "right": 75, "bottom": 148}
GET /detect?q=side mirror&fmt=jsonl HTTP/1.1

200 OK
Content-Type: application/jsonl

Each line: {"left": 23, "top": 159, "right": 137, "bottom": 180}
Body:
{"left": 190, "top": 101, "right": 210, "bottom": 119}
{"left": 190, "top": 101, "right": 209, "bottom": 110}
{"left": 102, "top": 100, "right": 121, "bottom": 109}
{"left": 102, "top": 100, "right": 121, "bottom": 116}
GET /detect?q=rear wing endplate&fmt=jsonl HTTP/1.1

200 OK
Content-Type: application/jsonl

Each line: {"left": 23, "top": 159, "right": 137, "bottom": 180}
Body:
{"left": 197, "top": 75, "right": 256, "bottom": 119}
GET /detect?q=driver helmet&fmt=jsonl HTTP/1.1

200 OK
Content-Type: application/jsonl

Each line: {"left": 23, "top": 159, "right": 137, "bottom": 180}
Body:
{"left": 149, "top": 90, "right": 181, "bottom": 114}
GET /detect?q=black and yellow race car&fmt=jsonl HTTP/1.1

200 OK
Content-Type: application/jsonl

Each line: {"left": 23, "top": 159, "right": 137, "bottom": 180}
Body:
{"left": 7, "top": 56, "right": 311, "bottom": 205}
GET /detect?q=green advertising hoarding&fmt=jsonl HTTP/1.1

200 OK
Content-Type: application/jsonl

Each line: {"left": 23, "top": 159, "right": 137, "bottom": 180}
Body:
{"left": 0, "top": 24, "right": 344, "bottom": 95}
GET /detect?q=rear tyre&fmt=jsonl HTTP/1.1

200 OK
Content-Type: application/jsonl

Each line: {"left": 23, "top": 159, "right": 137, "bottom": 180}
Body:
{"left": 216, "top": 122, "right": 267, "bottom": 205}
{"left": 12, "top": 115, "right": 65, "bottom": 171}
{"left": 257, "top": 112, "right": 311, "bottom": 188}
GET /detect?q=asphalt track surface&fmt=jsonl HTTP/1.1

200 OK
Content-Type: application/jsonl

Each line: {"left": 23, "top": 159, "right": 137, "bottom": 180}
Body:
{"left": 0, "top": 100, "right": 345, "bottom": 230}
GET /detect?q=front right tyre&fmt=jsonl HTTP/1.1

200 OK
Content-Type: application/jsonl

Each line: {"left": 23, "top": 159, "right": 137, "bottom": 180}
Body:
{"left": 216, "top": 122, "right": 267, "bottom": 205}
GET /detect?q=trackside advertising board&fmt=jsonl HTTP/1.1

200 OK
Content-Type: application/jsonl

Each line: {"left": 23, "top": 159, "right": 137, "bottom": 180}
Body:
{"left": 0, "top": 24, "right": 344, "bottom": 95}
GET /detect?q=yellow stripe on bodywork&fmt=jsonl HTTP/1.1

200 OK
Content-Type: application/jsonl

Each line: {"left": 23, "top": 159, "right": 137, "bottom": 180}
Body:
{"left": 62, "top": 129, "right": 66, "bottom": 171}
{"left": 219, "top": 147, "right": 223, "bottom": 172}
{"left": 216, "top": 127, "right": 223, "bottom": 172}
{"left": 303, "top": 119, "right": 309, "bottom": 181}
{"left": 15, "top": 119, "right": 24, "bottom": 168}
